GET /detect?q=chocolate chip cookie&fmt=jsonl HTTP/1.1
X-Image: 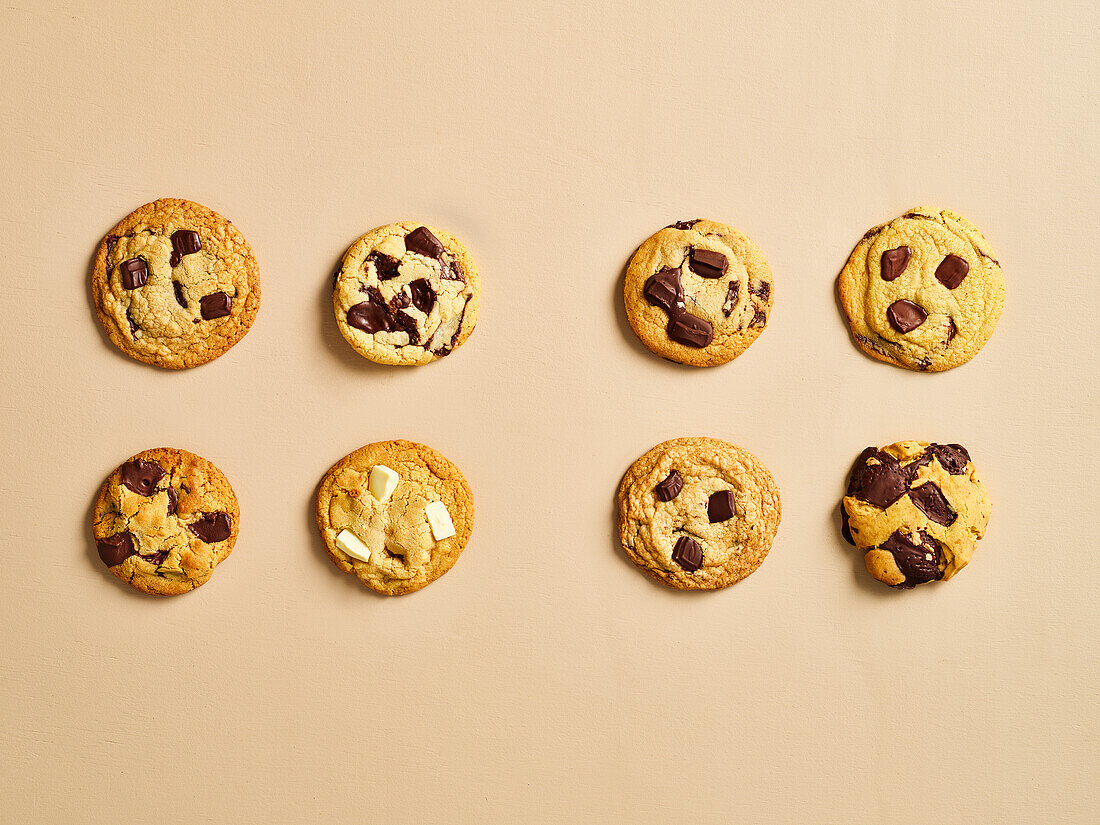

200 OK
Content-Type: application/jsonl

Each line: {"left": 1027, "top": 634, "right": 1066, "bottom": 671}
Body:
{"left": 838, "top": 207, "right": 1005, "bottom": 371}
{"left": 841, "top": 441, "right": 992, "bottom": 588}
{"left": 617, "top": 437, "right": 781, "bottom": 590}
{"left": 315, "top": 440, "right": 474, "bottom": 595}
{"left": 623, "top": 219, "right": 774, "bottom": 366}
{"left": 93, "top": 448, "right": 240, "bottom": 595}
{"left": 332, "top": 222, "right": 481, "bottom": 365}
{"left": 92, "top": 198, "right": 261, "bottom": 369}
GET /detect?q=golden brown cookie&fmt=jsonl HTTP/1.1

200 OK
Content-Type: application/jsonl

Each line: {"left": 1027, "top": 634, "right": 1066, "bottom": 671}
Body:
{"left": 623, "top": 219, "right": 774, "bottom": 366}
{"left": 841, "top": 441, "right": 992, "bottom": 588}
{"left": 332, "top": 222, "right": 481, "bottom": 365}
{"left": 617, "top": 437, "right": 781, "bottom": 590}
{"left": 838, "top": 207, "right": 1005, "bottom": 371}
{"left": 92, "top": 198, "right": 261, "bottom": 369}
{"left": 315, "top": 440, "right": 474, "bottom": 595}
{"left": 92, "top": 448, "right": 240, "bottom": 595}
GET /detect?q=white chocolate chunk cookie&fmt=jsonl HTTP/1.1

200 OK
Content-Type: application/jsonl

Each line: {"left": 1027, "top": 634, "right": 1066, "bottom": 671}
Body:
{"left": 92, "top": 447, "right": 240, "bottom": 596}
{"left": 623, "top": 219, "right": 774, "bottom": 367}
{"left": 838, "top": 207, "right": 1005, "bottom": 371}
{"left": 92, "top": 198, "right": 261, "bottom": 369}
{"left": 617, "top": 437, "right": 782, "bottom": 590}
{"left": 315, "top": 440, "right": 474, "bottom": 595}
{"left": 333, "top": 222, "right": 481, "bottom": 365}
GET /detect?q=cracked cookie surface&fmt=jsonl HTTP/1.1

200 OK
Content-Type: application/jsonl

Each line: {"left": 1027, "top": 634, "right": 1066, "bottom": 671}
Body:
{"left": 333, "top": 222, "right": 481, "bottom": 365}
{"left": 617, "top": 437, "right": 781, "bottom": 590}
{"left": 315, "top": 440, "right": 474, "bottom": 595}
{"left": 841, "top": 440, "right": 992, "bottom": 588}
{"left": 93, "top": 447, "right": 240, "bottom": 595}
{"left": 624, "top": 219, "right": 774, "bottom": 367}
{"left": 92, "top": 198, "right": 261, "bottom": 369}
{"left": 838, "top": 207, "right": 1005, "bottom": 371}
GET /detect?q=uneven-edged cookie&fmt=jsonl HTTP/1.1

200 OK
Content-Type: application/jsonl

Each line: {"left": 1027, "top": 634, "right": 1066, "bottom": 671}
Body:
{"left": 332, "top": 222, "right": 481, "bottom": 365}
{"left": 92, "top": 198, "right": 261, "bottom": 369}
{"left": 92, "top": 448, "right": 240, "bottom": 595}
{"left": 841, "top": 441, "right": 992, "bottom": 588}
{"left": 315, "top": 440, "right": 474, "bottom": 595}
{"left": 623, "top": 219, "right": 774, "bottom": 367}
{"left": 838, "top": 207, "right": 1005, "bottom": 371}
{"left": 617, "top": 437, "right": 781, "bottom": 590}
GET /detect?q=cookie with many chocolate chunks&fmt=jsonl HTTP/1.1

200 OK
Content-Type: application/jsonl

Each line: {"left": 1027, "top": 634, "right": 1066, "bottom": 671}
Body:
{"left": 841, "top": 440, "right": 992, "bottom": 588}
{"left": 92, "top": 448, "right": 240, "bottom": 595}
{"left": 333, "top": 222, "right": 481, "bottom": 365}
{"left": 623, "top": 219, "right": 774, "bottom": 366}
{"left": 315, "top": 440, "right": 475, "bottom": 595}
{"left": 838, "top": 207, "right": 1005, "bottom": 371}
{"left": 92, "top": 198, "right": 261, "bottom": 369}
{"left": 618, "top": 437, "right": 781, "bottom": 590}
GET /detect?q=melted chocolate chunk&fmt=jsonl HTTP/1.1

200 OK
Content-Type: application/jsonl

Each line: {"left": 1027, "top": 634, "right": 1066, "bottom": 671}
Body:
{"left": 887, "top": 299, "right": 927, "bottom": 333}
{"left": 708, "top": 490, "right": 736, "bottom": 523}
{"left": 166, "top": 487, "right": 179, "bottom": 516}
{"left": 368, "top": 251, "right": 401, "bottom": 281}
{"left": 671, "top": 535, "right": 703, "bottom": 572}
{"left": 409, "top": 278, "right": 436, "bottom": 313}
{"left": 172, "top": 280, "right": 188, "bottom": 308}
{"left": 722, "top": 281, "right": 740, "bottom": 316}
{"left": 390, "top": 290, "right": 411, "bottom": 310}
{"left": 96, "top": 531, "right": 136, "bottom": 567}
{"left": 347, "top": 291, "right": 395, "bottom": 334}
{"left": 439, "top": 258, "right": 465, "bottom": 282}
{"left": 119, "top": 258, "right": 148, "bottom": 290}
{"left": 655, "top": 471, "right": 683, "bottom": 502}
{"left": 105, "top": 234, "right": 119, "bottom": 258}
{"left": 189, "top": 512, "right": 232, "bottom": 543}
{"left": 880, "top": 246, "right": 910, "bottom": 281}
{"left": 667, "top": 311, "right": 713, "bottom": 348}
{"left": 643, "top": 268, "right": 683, "bottom": 312}
{"left": 170, "top": 230, "right": 202, "bottom": 267}
{"left": 200, "top": 292, "right": 232, "bottom": 320}
{"left": 748, "top": 307, "right": 767, "bottom": 328}
{"left": 120, "top": 460, "right": 165, "bottom": 496}
{"left": 841, "top": 507, "right": 855, "bottom": 545}
{"left": 935, "top": 254, "right": 968, "bottom": 289}
{"left": 140, "top": 550, "right": 169, "bottom": 566}
{"left": 880, "top": 530, "right": 943, "bottom": 588}
{"left": 391, "top": 310, "right": 420, "bottom": 345}
{"left": 749, "top": 281, "right": 770, "bottom": 302}
{"left": 909, "top": 482, "right": 957, "bottom": 526}
{"left": 668, "top": 219, "right": 701, "bottom": 230}
{"left": 929, "top": 444, "right": 970, "bottom": 475}
{"left": 947, "top": 317, "right": 957, "bottom": 343}
{"left": 405, "top": 226, "right": 443, "bottom": 259}
{"left": 126, "top": 310, "right": 138, "bottom": 336}
{"left": 689, "top": 248, "right": 728, "bottom": 279}
{"left": 848, "top": 450, "right": 907, "bottom": 509}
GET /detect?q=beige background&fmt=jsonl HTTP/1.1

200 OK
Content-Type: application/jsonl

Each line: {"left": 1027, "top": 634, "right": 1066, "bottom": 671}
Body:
{"left": 1, "top": 1, "right": 1097, "bottom": 822}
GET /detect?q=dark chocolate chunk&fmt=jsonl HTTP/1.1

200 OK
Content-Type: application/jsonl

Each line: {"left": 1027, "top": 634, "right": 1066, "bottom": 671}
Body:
{"left": 667, "top": 311, "right": 713, "bottom": 348}
{"left": 390, "top": 290, "right": 411, "bottom": 310}
{"left": 848, "top": 450, "right": 908, "bottom": 509}
{"left": 347, "top": 294, "right": 395, "bottom": 334}
{"left": 689, "top": 248, "right": 728, "bottom": 279}
{"left": 96, "top": 531, "right": 136, "bottom": 567}
{"left": 708, "top": 490, "right": 736, "bottom": 523}
{"left": 166, "top": 487, "right": 179, "bottom": 516}
{"left": 643, "top": 267, "right": 683, "bottom": 312}
{"left": 170, "top": 230, "right": 201, "bottom": 267}
{"left": 749, "top": 280, "right": 770, "bottom": 302}
{"left": 409, "top": 278, "right": 436, "bottom": 313}
{"left": 172, "top": 280, "right": 188, "bottom": 308}
{"left": 119, "top": 258, "right": 148, "bottom": 290}
{"left": 671, "top": 535, "right": 703, "bottom": 572}
{"left": 668, "top": 219, "right": 701, "bottom": 230}
{"left": 887, "top": 299, "right": 927, "bottom": 333}
{"left": 748, "top": 307, "right": 767, "bottom": 328}
{"left": 947, "top": 317, "right": 957, "bottom": 343}
{"left": 139, "top": 550, "right": 169, "bottom": 566}
{"left": 200, "top": 292, "right": 232, "bottom": 320}
{"left": 722, "top": 281, "right": 740, "bottom": 316}
{"left": 880, "top": 246, "right": 910, "bottom": 281}
{"left": 655, "top": 471, "right": 683, "bottom": 502}
{"left": 120, "top": 460, "right": 165, "bottom": 496}
{"left": 880, "top": 530, "right": 943, "bottom": 588}
{"left": 368, "top": 251, "right": 401, "bottom": 281}
{"left": 929, "top": 444, "right": 970, "bottom": 475}
{"left": 126, "top": 310, "right": 138, "bottom": 335}
{"left": 439, "top": 258, "right": 465, "bottom": 282}
{"left": 405, "top": 226, "right": 443, "bottom": 259}
{"left": 188, "top": 512, "right": 232, "bottom": 543}
{"left": 391, "top": 309, "right": 420, "bottom": 345}
{"left": 105, "top": 234, "right": 119, "bottom": 258}
{"left": 841, "top": 507, "right": 855, "bottom": 545}
{"left": 935, "top": 254, "right": 969, "bottom": 289}
{"left": 909, "top": 482, "right": 957, "bottom": 527}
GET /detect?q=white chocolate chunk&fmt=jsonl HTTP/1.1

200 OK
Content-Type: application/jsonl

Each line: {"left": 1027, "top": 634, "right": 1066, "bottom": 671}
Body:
{"left": 335, "top": 529, "right": 372, "bottom": 563}
{"left": 368, "top": 464, "right": 399, "bottom": 502}
{"left": 425, "top": 501, "right": 455, "bottom": 541}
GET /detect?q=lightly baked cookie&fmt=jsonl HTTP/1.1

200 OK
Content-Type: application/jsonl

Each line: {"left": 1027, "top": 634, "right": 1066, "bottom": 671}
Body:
{"left": 93, "top": 448, "right": 240, "bottom": 595}
{"left": 838, "top": 207, "right": 1005, "bottom": 371}
{"left": 623, "top": 219, "right": 774, "bottom": 367}
{"left": 617, "top": 437, "right": 781, "bottom": 590}
{"left": 316, "top": 440, "right": 474, "bottom": 595}
{"left": 841, "top": 441, "right": 992, "bottom": 588}
{"left": 92, "top": 198, "right": 261, "bottom": 369}
{"left": 333, "top": 222, "right": 481, "bottom": 365}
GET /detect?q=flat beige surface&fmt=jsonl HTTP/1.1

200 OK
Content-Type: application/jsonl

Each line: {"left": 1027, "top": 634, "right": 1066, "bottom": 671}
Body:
{"left": 1, "top": 1, "right": 1097, "bottom": 822}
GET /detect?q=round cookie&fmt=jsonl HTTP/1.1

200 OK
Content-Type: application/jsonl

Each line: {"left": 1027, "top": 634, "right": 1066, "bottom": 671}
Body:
{"left": 617, "top": 437, "right": 781, "bottom": 590}
{"left": 841, "top": 441, "right": 992, "bottom": 588}
{"left": 92, "top": 448, "right": 240, "bottom": 595}
{"left": 332, "top": 222, "right": 481, "bottom": 365}
{"left": 92, "top": 198, "right": 261, "bottom": 369}
{"left": 623, "top": 219, "right": 774, "bottom": 367}
{"left": 838, "top": 207, "right": 1005, "bottom": 371}
{"left": 315, "top": 440, "right": 474, "bottom": 595}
